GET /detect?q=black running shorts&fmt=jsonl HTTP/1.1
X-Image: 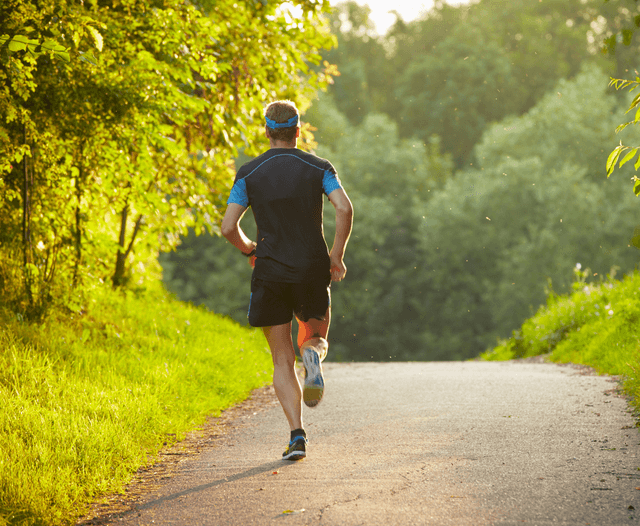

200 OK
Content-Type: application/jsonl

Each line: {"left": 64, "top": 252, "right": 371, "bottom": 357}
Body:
{"left": 248, "top": 277, "right": 331, "bottom": 328}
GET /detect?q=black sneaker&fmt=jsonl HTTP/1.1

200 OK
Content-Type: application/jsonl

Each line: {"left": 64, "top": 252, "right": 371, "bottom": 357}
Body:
{"left": 282, "top": 435, "right": 307, "bottom": 461}
{"left": 302, "top": 346, "right": 324, "bottom": 407}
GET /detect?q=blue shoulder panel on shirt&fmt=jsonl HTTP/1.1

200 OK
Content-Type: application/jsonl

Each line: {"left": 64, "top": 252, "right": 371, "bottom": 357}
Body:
{"left": 323, "top": 170, "right": 342, "bottom": 195}
{"left": 227, "top": 178, "right": 249, "bottom": 207}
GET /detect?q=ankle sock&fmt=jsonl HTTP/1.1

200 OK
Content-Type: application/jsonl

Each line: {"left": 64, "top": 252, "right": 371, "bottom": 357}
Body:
{"left": 291, "top": 428, "right": 306, "bottom": 441}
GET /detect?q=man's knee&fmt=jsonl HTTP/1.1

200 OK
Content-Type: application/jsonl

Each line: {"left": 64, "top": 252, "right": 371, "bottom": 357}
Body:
{"left": 272, "top": 347, "right": 297, "bottom": 368}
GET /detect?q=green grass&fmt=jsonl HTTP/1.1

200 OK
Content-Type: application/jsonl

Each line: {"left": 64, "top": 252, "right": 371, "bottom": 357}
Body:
{"left": 481, "top": 270, "right": 640, "bottom": 415}
{"left": 0, "top": 284, "right": 273, "bottom": 525}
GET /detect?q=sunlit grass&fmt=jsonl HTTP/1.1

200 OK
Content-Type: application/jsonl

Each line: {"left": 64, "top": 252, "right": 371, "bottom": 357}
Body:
{"left": 0, "top": 284, "right": 272, "bottom": 525}
{"left": 481, "top": 271, "right": 640, "bottom": 414}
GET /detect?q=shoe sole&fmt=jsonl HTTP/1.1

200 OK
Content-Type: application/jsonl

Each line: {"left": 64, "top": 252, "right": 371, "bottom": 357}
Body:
{"left": 302, "top": 348, "right": 324, "bottom": 407}
{"left": 282, "top": 450, "right": 306, "bottom": 461}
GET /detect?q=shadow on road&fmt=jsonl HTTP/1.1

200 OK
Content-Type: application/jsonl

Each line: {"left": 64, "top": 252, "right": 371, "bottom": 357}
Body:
{"left": 97, "top": 459, "right": 292, "bottom": 522}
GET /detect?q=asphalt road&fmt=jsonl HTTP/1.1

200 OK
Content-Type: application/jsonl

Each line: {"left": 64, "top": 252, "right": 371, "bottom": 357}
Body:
{"left": 87, "top": 361, "right": 640, "bottom": 525}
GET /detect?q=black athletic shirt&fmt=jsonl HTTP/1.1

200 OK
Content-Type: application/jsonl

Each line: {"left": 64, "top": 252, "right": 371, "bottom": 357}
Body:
{"left": 227, "top": 148, "right": 343, "bottom": 283}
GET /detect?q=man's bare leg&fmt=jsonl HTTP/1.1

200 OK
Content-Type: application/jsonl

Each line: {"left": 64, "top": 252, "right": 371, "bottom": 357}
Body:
{"left": 297, "top": 306, "right": 331, "bottom": 360}
{"left": 296, "top": 307, "right": 331, "bottom": 406}
{"left": 262, "top": 323, "right": 303, "bottom": 431}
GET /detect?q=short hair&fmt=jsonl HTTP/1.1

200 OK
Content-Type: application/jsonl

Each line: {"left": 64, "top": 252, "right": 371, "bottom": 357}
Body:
{"left": 265, "top": 100, "right": 299, "bottom": 142}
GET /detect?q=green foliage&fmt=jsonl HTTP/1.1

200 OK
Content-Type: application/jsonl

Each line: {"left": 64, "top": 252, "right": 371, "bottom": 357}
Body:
{"left": 481, "top": 270, "right": 640, "bottom": 412}
{"left": 161, "top": 213, "right": 258, "bottom": 324}
{"left": 600, "top": 1, "right": 640, "bottom": 199}
{"left": 396, "top": 23, "right": 519, "bottom": 167}
{"left": 598, "top": 0, "right": 640, "bottom": 77}
{"left": 413, "top": 65, "right": 640, "bottom": 358}
{"left": 607, "top": 76, "right": 640, "bottom": 195}
{"left": 477, "top": 64, "right": 620, "bottom": 178}
{"left": 0, "top": 284, "right": 272, "bottom": 525}
{"left": 306, "top": 96, "right": 455, "bottom": 360}
{"left": 326, "top": 0, "right": 609, "bottom": 167}
{"left": 322, "top": 2, "right": 391, "bottom": 125}
{"left": 0, "top": 0, "right": 335, "bottom": 316}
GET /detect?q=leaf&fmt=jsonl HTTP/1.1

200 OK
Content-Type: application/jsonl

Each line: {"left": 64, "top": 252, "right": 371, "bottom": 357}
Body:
{"left": 8, "top": 35, "right": 29, "bottom": 52}
{"left": 635, "top": 179, "right": 640, "bottom": 197}
{"left": 79, "top": 51, "right": 98, "bottom": 65}
{"left": 615, "top": 122, "right": 633, "bottom": 134}
{"left": 629, "top": 92, "right": 640, "bottom": 112}
{"left": 606, "top": 144, "right": 626, "bottom": 177}
{"left": 42, "top": 40, "right": 67, "bottom": 52}
{"left": 54, "top": 50, "right": 70, "bottom": 62}
{"left": 87, "top": 26, "right": 104, "bottom": 52}
{"left": 619, "top": 147, "right": 639, "bottom": 168}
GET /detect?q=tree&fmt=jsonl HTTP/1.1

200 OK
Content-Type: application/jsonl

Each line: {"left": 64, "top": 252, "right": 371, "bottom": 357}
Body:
{"left": 412, "top": 65, "right": 640, "bottom": 358}
{"left": 387, "top": 0, "right": 609, "bottom": 167}
{"left": 321, "top": 1, "right": 392, "bottom": 125}
{"left": 597, "top": 0, "right": 640, "bottom": 79}
{"left": 477, "top": 63, "right": 623, "bottom": 179}
{"left": 395, "top": 23, "right": 519, "bottom": 167}
{"left": 0, "top": 0, "right": 336, "bottom": 316}
{"left": 601, "top": 1, "right": 640, "bottom": 216}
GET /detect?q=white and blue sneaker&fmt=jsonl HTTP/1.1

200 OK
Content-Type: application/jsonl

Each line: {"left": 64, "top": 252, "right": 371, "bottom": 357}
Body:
{"left": 282, "top": 435, "right": 307, "bottom": 461}
{"left": 302, "top": 344, "right": 325, "bottom": 408}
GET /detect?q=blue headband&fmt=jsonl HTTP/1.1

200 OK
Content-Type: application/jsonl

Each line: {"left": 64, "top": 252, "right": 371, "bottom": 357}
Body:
{"left": 265, "top": 115, "right": 299, "bottom": 129}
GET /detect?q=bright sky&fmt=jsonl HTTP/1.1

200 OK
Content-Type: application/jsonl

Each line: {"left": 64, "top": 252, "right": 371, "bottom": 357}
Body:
{"left": 349, "top": 0, "right": 470, "bottom": 35}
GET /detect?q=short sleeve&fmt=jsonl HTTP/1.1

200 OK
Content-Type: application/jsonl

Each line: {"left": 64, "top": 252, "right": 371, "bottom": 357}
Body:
{"left": 322, "top": 169, "right": 343, "bottom": 196}
{"left": 227, "top": 177, "right": 249, "bottom": 207}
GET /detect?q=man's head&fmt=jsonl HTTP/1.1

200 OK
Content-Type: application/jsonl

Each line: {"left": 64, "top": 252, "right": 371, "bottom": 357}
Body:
{"left": 265, "top": 100, "right": 299, "bottom": 143}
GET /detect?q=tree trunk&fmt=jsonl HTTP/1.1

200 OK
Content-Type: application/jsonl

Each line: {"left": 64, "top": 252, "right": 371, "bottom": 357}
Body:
{"left": 112, "top": 201, "right": 129, "bottom": 288}
{"left": 72, "top": 158, "right": 84, "bottom": 287}
{"left": 22, "top": 123, "right": 33, "bottom": 306}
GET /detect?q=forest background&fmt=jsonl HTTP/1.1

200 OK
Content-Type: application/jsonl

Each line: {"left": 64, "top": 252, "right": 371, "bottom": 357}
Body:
{"left": 163, "top": 0, "right": 640, "bottom": 361}
{"left": 3, "top": 0, "right": 640, "bottom": 363}
{"left": 5, "top": 1, "right": 640, "bottom": 522}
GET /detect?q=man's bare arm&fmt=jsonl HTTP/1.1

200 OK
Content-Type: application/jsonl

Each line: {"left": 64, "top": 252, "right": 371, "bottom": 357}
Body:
{"left": 327, "top": 188, "right": 353, "bottom": 282}
{"left": 221, "top": 203, "right": 256, "bottom": 256}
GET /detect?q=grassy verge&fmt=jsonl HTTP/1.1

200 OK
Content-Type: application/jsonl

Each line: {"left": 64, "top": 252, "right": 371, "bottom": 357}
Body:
{"left": 0, "top": 284, "right": 272, "bottom": 525}
{"left": 481, "top": 270, "right": 640, "bottom": 415}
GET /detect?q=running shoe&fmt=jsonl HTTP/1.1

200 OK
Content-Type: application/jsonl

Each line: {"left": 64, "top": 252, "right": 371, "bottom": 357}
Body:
{"left": 302, "top": 346, "right": 324, "bottom": 407}
{"left": 282, "top": 435, "right": 307, "bottom": 461}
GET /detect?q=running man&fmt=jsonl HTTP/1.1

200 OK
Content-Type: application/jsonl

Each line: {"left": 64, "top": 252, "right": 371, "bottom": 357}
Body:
{"left": 221, "top": 100, "right": 353, "bottom": 461}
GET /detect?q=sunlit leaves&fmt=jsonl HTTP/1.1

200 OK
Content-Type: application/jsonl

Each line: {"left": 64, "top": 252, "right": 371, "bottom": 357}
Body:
{"left": 607, "top": 75, "right": 640, "bottom": 192}
{"left": 619, "top": 147, "right": 639, "bottom": 169}
{"left": 0, "top": 0, "right": 335, "bottom": 309}
{"left": 86, "top": 25, "right": 103, "bottom": 52}
{"left": 1, "top": 33, "right": 71, "bottom": 60}
{"left": 607, "top": 143, "right": 627, "bottom": 177}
